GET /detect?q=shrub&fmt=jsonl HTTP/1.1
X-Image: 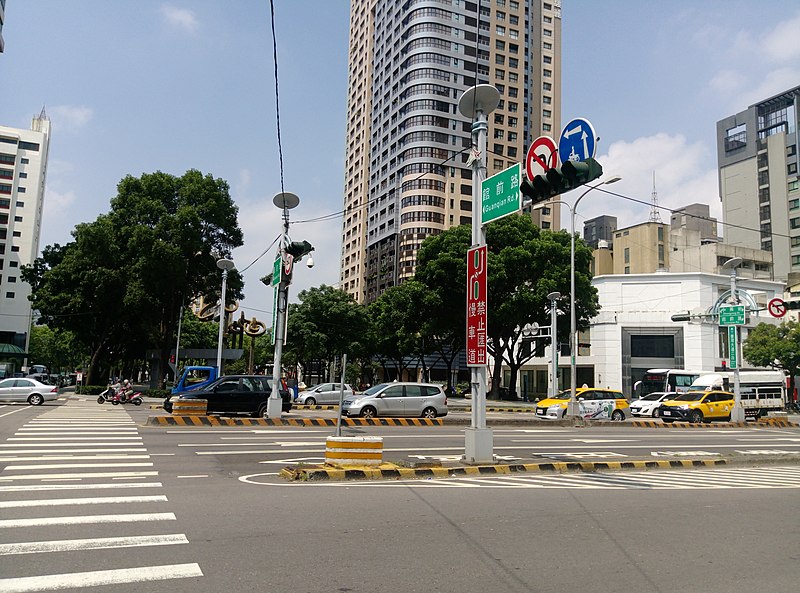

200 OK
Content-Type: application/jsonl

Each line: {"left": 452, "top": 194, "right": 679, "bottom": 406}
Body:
{"left": 77, "top": 385, "right": 108, "bottom": 395}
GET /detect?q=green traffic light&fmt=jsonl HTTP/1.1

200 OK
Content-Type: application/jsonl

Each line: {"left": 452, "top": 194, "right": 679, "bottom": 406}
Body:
{"left": 285, "top": 240, "right": 314, "bottom": 260}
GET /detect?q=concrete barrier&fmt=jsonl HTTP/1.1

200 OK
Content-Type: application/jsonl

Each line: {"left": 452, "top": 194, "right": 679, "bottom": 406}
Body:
{"left": 325, "top": 436, "right": 383, "bottom": 466}
{"left": 171, "top": 398, "right": 207, "bottom": 416}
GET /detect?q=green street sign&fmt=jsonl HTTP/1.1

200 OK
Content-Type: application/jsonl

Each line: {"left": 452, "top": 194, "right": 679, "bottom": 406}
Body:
{"left": 719, "top": 305, "right": 745, "bottom": 326}
{"left": 728, "top": 325, "right": 738, "bottom": 369}
{"left": 481, "top": 163, "right": 522, "bottom": 225}
{"left": 272, "top": 256, "right": 281, "bottom": 287}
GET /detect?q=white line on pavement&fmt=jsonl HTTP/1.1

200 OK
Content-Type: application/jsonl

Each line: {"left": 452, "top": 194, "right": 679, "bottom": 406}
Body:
{"left": 0, "top": 512, "right": 176, "bottom": 528}
{"left": 0, "top": 495, "right": 168, "bottom": 508}
{"left": 0, "top": 533, "right": 189, "bottom": 555}
{"left": 0, "top": 563, "right": 203, "bottom": 592}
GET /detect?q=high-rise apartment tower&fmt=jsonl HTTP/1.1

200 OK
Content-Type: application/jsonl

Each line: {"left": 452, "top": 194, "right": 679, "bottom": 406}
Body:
{"left": 340, "top": 0, "right": 562, "bottom": 302}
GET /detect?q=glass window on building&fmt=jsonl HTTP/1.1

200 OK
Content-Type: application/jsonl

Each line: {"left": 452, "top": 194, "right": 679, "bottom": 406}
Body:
{"left": 624, "top": 247, "right": 630, "bottom": 263}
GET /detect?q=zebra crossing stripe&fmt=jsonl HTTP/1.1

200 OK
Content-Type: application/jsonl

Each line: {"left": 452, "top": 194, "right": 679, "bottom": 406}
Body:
{"left": 0, "top": 513, "right": 176, "bottom": 528}
{"left": 0, "top": 533, "right": 188, "bottom": 555}
{"left": 0, "top": 563, "right": 203, "bottom": 592}
{"left": 0, "top": 495, "right": 168, "bottom": 508}
{"left": 0, "top": 482, "right": 163, "bottom": 492}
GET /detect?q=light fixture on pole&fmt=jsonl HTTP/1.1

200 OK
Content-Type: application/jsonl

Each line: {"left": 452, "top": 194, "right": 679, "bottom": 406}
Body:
{"left": 458, "top": 83, "right": 500, "bottom": 464}
{"left": 722, "top": 256, "right": 745, "bottom": 423}
{"left": 547, "top": 291, "right": 561, "bottom": 397}
{"left": 215, "top": 258, "right": 235, "bottom": 375}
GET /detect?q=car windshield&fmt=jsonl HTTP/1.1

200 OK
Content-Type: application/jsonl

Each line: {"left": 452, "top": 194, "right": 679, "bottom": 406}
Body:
{"left": 669, "top": 392, "right": 705, "bottom": 402}
{"left": 553, "top": 389, "right": 583, "bottom": 400}
{"left": 362, "top": 383, "right": 390, "bottom": 396}
{"left": 640, "top": 393, "right": 667, "bottom": 401}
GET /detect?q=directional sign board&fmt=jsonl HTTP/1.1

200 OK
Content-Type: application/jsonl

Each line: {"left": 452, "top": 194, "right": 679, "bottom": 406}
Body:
{"left": 466, "top": 245, "right": 487, "bottom": 367}
{"left": 558, "top": 117, "right": 597, "bottom": 164}
{"left": 481, "top": 163, "right": 522, "bottom": 225}
{"left": 525, "top": 135, "right": 558, "bottom": 180}
{"left": 728, "top": 326, "right": 738, "bottom": 369}
{"left": 719, "top": 305, "right": 745, "bottom": 326}
{"left": 272, "top": 256, "right": 282, "bottom": 287}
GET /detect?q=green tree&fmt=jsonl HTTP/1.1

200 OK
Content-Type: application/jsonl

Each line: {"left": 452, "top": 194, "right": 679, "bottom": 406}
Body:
{"left": 27, "top": 325, "right": 83, "bottom": 375}
{"left": 23, "top": 169, "right": 244, "bottom": 385}
{"left": 743, "top": 321, "right": 800, "bottom": 398}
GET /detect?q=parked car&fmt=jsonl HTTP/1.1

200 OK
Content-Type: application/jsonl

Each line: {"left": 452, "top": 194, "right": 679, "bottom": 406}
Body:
{"left": 295, "top": 382, "right": 354, "bottom": 405}
{"left": 164, "top": 375, "right": 291, "bottom": 416}
{"left": 659, "top": 390, "right": 735, "bottom": 423}
{"left": 342, "top": 382, "right": 448, "bottom": 418}
{"left": 535, "top": 388, "right": 629, "bottom": 420}
{"left": 0, "top": 377, "right": 60, "bottom": 405}
{"left": 629, "top": 392, "right": 675, "bottom": 418}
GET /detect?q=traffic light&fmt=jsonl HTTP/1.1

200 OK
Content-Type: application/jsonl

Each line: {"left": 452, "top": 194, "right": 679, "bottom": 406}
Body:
{"left": 285, "top": 240, "right": 314, "bottom": 261}
{"left": 785, "top": 300, "right": 800, "bottom": 310}
{"left": 520, "top": 157, "right": 604, "bottom": 204}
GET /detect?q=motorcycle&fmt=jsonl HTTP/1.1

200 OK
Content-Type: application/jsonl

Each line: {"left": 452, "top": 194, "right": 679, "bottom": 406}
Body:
{"left": 97, "top": 385, "right": 117, "bottom": 404}
{"left": 111, "top": 390, "right": 143, "bottom": 406}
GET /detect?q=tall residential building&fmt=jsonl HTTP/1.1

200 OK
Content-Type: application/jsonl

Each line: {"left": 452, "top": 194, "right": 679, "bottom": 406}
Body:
{"left": 0, "top": 111, "right": 51, "bottom": 363}
{"left": 582, "top": 214, "right": 616, "bottom": 249}
{"left": 340, "top": 0, "right": 562, "bottom": 303}
{"left": 716, "top": 85, "right": 800, "bottom": 283}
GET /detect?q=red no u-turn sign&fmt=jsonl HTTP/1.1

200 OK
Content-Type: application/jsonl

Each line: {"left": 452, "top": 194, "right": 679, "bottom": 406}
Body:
{"left": 466, "top": 246, "right": 487, "bottom": 367}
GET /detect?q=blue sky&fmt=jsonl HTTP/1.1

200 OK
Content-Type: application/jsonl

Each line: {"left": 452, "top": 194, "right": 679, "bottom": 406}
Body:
{"left": 2, "top": 1, "right": 800, "bottom": 322}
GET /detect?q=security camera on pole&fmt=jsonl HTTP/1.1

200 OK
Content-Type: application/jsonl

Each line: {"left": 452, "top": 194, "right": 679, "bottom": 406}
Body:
{"left": 262, "top": 192, "right": 314, "bottom": 419}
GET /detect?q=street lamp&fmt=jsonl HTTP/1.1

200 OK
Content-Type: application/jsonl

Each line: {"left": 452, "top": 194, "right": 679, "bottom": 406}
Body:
{"left": 215, "top": 258, "right": 235, "bottom": 374}
{"left": 547, "top": 291, "right": 561, "bottom": 397}
{"left": 533, "top": 174, "right": 621, "bottom": 418}
{"left": 722, "top": 256, "right": 745, "bottom": 422}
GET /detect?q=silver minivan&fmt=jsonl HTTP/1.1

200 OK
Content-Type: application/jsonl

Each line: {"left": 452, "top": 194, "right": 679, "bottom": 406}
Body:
{"left": 295, "top": 382, "right": 354, "bottom": 405}
{"left": 342, "top": 382, "right": 448, "bottom": 419}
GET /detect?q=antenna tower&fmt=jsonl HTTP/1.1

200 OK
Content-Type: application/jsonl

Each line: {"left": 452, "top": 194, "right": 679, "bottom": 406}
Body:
{"left": 649, "top": 171, "right": 662, "bottom": 223}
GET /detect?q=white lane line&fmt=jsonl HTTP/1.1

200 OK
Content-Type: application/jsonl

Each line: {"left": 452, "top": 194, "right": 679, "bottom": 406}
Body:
{"left": 0, "top": 533, "right": 189, "bottom": 555}
{"left": 4, "top": 462, "right": 154, "bottom": 471}
{"left": 0, "top": 471, "right": 158, "bottom": 481}
{"left": 177, "top": 475, "right": 209, "bottom": 479}
{"left": 0, "top": 512, "right": 176, "bottom": 528}
{"left": 0, "top": 563, "right": 203, "bottom": 592}
{"left": 0, "top": 407, "right": 34, "bottom": 419}
{"left": 8, "top": 437, "right": 142, "bottom": 441}
{"left": 0, "top": 495, "right": 168, "bottom": 508}
{"left": 0, "top": 448, "right": 147, "bottom": 454}
{"left": 17, "top": 427, "right": 139, "bottom": 431}
{"left": 0, "top": 482, "right": 163, "bottom": 492}
{"left": 0, "top": 455, "right": 151, "bottom": 462}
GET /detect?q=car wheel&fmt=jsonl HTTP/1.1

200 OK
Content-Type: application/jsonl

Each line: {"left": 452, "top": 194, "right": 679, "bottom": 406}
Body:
{"left": 305, "top": 397, "right": 316, "bottom": 406}
{"left": 258, "top": 405, "right": 268, "bottom": 418}
{"left": 422, "top": 406, "right": 438, "bottom": 419}
{"left": 28, "top": 393, "right": 44, "bottom": 406}
{"left": 611, "top": 409, "right": 625, "bottom": 421}
{"left": 690, "top": 410, "right": 704, "bottom": 424}
{"left": 651, "top": 407, "right": 660, "bottom": 418}
{"left": 360, "top": 406, "right": 377, "bottom": 419}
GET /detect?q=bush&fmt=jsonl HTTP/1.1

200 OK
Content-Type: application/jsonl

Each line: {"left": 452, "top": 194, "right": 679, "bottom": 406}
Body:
{"left": 77, "top": 385, "right": 108, "bottom": 395}
{"left": 146, "top": 388, "right": 171, "bottom": 400}
{"left": 456, "top": 382, "right": 470, "bottom": 396}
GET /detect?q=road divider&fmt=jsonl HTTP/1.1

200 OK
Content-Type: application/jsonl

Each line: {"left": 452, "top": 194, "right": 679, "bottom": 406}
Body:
{"left": 325, "top": 436, "right": 383, "bottom": 465}
{"left": 146, "top": 416, "right": 443, "bottom": 427}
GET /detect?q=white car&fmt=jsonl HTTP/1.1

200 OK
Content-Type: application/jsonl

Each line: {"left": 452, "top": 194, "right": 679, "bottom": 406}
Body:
{"left": 629, "top": 392, "right": 675, "bottom": 418}
{"left": 0, "top": 377, "right": 60, "bottom": 405}
{"left": 295, "top": 382, "right": 354, "bottom": 405}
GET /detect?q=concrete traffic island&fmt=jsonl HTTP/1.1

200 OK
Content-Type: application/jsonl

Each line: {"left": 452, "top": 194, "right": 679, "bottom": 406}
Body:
{"left": 278, "top": 453, "right": 800, "bottom": 482}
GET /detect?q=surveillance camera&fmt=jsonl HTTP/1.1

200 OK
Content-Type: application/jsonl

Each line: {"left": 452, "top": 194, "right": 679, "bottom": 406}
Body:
{"left": 306, "top": 255, "right": 315, "bottom": 269}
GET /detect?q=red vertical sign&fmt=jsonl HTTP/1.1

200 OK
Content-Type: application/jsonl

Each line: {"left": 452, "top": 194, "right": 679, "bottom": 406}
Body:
{"left": 466, "top": 245, "right": 487, "bottom": 367}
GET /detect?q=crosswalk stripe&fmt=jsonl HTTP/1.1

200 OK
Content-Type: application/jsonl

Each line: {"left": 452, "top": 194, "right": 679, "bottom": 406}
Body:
{"left": 0, "top": 563, "right": 203, "bottom": 592}
{"left": 4, "top": 462, "right": 154, "bottom": 470}
{"left": 0, "top": 533, "right": 188, "bottom": 555}
{"left": 0, "top": 481, "right": 163, "bottom": 492}
{"left": 0, "top": 470, "right": 158, "bottom": 481}
{"left": 0, "top": 512, "right": 176, "bottom": 528}
{"left": 0, "top": 454, "right": 151, "bottom": 462}
{"left": 0, "top": 495, "right": 168, "bottom": 508}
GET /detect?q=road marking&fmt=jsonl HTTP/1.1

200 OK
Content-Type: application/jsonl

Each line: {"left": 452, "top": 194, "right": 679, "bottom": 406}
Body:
{"left": 0, "top": 563, "right": 203, "bottom": 592}
{"left": 0, "top": 482, "right": 163, "bottom": 492}
{"left": 0, "top": 471, "right": 159, "bottom": 481}
{"left": 4, "top": 462, "right": 154, "bottom": 470}
{"left": 0, "top": 512, "right": 176, "bottom": 528}
{"left": 0, "top": 454, "right": 151, "bottom": 462}
{"left": 0, "top": 495, "right": 168, "bottom": 508}
{"left": 177, "top": 475, "right": 209, "bottom": 479}
{"left": 8, "top": 436, "right": 142, "bottom": 441}
{"left": 0, "top": 448, "right": 147, "bottom": 453}
{"left": 0, "top": 534, "right": 189, "bottom": 555}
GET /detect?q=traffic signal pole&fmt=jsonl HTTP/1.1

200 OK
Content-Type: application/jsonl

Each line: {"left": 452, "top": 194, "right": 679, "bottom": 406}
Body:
{"left": 267, "top": 215, "right": 290, "bottom": 419}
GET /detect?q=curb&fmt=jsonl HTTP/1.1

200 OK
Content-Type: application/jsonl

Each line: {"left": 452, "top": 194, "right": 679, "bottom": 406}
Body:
{"left": 630, "top": 418, "right": 798, "bottom": 428}
{"left": 145, "top": 416, "right": 443, "bottom": 427}
{"left": 279, "top": 458, "right": 735, "bottom": 482}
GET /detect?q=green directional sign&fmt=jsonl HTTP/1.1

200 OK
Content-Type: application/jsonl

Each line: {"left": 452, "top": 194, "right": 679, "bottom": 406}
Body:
{"left": 272, "top": 256, "right": 282, "bottom": 287}
{"left": 719, "top": 305, "right": 745, "bottom": 326}
{"left": 481, "top": 163, "right": 522, "bottom": 225}
{"left": 728, "top": 326, "right": 738, "bottom": 369}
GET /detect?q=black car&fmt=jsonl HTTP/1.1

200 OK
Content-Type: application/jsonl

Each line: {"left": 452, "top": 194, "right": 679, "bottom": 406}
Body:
{"left": 164, "top": 375, "right": 292, "bottom": 416}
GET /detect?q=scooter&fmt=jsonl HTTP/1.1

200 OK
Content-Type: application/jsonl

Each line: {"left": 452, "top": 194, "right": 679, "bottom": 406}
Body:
{"left": 111, "top": 390, "right": 143, "bottom": 406}
{"left": 97, "top": 385, "right": 116, "bottom": 404}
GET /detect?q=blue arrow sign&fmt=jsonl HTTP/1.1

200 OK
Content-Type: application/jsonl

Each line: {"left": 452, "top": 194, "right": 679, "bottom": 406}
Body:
{"left": 558, "top": 117, "right": 597, "bottom": 164}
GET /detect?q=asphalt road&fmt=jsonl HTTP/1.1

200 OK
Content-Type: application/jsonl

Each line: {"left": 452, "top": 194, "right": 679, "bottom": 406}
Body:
{"left": 1, "top": 395, "right": 799, "bottom": 592}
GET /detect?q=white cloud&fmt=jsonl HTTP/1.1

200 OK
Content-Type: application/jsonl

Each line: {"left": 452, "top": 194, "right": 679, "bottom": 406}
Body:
{"left": 708, "top": 70, "right": 747, "bottom": 96}
{"left": 159, "top": 5, "right": 199, "bottom": 33}
{"left": 49, "top": 105, "right": 93, "bottom": 132}
{"left": 40, "top": 187, "right": 79, "bottom": 247}
{"left": 762, "top": 13, "right": 800, "bottom": 63}
{"left": 573, "top": 133, "right": 720, "bottom": 236}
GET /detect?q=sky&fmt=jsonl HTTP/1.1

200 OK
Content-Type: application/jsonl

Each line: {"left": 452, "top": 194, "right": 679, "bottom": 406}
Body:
{"left": 2, "top": 1, "right": 800, "bottom": 324}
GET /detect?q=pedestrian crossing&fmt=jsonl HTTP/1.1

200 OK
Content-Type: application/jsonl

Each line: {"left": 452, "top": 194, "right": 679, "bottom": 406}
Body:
{"left": 0, "top": 401, "right": 202, "bottom": 591}
{"left": 319, "top": 465, "right": 800, "bottom": 489}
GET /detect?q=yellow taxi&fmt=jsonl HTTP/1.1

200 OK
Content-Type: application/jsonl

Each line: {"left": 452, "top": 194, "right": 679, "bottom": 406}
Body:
{"left": 535, "top": 388, "right": 629, "bottom": 421}
{"left": 659, "top": 390, "right": 734, "bottom": 423}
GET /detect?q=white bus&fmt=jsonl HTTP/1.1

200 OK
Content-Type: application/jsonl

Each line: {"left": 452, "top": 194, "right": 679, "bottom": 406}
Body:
{"left": 688, "top": 370, "right": 787, "bottom": 418}
{"left": 634, "top": 369, "right": 709, "bottom": 397}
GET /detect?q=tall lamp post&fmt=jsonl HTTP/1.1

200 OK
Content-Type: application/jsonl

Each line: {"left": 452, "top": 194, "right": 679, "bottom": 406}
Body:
{"left": 458, "top": 84, "right": 500, "bottom": 464}
{"left": 547, "top": 291, "right": 561, "bottom": 397}
{"left": 533, "top": 175, "right": 621, "bottom": 417}
{"left": 722, "top": 256, "right": 745, "bottom": 422}
{"left": 215, "top": 258, "right": 235, "bottom": 374}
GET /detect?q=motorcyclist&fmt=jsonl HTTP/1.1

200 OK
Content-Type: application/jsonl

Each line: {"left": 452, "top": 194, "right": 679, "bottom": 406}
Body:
{"left": 120, "top": 379, "right": 134, "bottom": 402}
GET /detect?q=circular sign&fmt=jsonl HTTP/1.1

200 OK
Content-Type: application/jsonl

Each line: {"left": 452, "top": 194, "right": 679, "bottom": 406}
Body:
{"left": 558, "top": 117, "right": 597, "bottom": 164}
{"left": 768, "top": 297, "right": 787, "bottom": 318}
{"left": 525, "top": 135, "right": 558, "bottom": 181}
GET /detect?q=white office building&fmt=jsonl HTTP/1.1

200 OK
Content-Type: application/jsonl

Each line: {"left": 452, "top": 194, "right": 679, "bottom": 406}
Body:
{"left": 0, "top": 111, "right": 51, "bottom": 369}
